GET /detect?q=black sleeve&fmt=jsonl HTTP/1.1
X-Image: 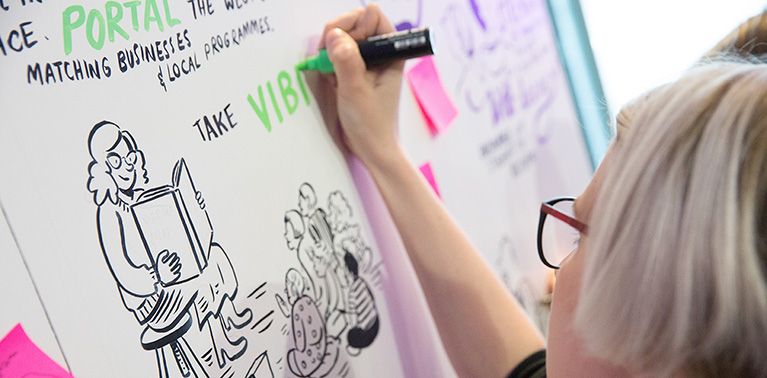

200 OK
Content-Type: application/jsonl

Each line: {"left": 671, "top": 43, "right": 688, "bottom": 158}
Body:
{"left": 507, "top": 349, "right": 546, "bottom": 378}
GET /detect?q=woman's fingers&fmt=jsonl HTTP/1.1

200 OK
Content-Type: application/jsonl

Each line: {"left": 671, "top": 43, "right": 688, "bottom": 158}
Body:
{"left": 321, "top": 4, "right": 393, "bottom": 49}
{"left": 326, "top": 28, "right": 367, "bottom": 92}
{"left": 361, "top": 3, "right": 395, "bottom": 37}
{"left": 320, "top": 7, "right": 365, "bottom": 48}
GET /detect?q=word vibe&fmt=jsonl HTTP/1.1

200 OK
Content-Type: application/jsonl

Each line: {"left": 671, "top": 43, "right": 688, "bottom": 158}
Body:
{"left": 62, "top": 0, "right": 181, "bottom": 54}
{"left": 193, "top": 103, "right": 238, "bottom": 142}
{"left": 246, "top": 68, "right": 310, "bottom": 132}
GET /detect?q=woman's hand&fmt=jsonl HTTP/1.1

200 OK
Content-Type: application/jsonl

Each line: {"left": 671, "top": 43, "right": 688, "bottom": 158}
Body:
{"left": 309, "top": 5, "right": 404, "bottom": 166}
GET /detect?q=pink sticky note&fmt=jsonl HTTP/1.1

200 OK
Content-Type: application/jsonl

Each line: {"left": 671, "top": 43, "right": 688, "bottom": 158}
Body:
{"left": 0, "top": 324, "right": 73, "bottom": 378}
{"left": 419, "top": 163, "right": 441, "bottom": 199}
{"left": 407, "top": 57, "right": 458, "bottom": 136}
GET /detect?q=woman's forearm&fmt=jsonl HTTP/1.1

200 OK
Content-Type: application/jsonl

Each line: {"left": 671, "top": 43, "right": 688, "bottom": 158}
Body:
{"left": 365, "top": 146, "right": 544, "bottom": 377}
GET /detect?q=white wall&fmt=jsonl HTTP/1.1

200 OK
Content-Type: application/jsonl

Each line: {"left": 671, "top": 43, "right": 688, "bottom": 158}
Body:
{"left": 580, "top": 1, "right": 766, "bottom": 116}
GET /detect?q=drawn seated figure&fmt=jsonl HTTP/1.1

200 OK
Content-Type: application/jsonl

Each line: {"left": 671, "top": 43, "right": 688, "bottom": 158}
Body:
{"left": 343, "top": 252, "right": 379, "bottom": 356}
{"left": 86, "top": 121, "right": 252, "bottom": 373}
{"left": 276, "top": 268, "right": 309, "bottom": 318}
{"left": 296, "top": 185, "right": 349, "bottom": 337}
{"left": 284, "top": 209, "right": 318, "bottom": 301}
{"left": 302, "top": 208, "right": 350, "bottom": 338}
{"left": 287, "top": 296, "right": 340, "bottom": 378}
{"left": 327, "top": 191, "right": 372, "bottom": 274}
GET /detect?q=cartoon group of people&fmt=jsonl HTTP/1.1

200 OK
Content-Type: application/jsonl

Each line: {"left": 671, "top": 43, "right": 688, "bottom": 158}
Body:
{"left": 277, "top": 183, "right": 380, "bottom": 378}
{"left": 86, "top": 121, "right": 259, "bottom": 377}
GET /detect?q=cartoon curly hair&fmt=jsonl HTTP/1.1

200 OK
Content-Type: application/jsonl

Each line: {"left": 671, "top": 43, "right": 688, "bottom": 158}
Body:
{"left": 86, "top": 121, "right": 149, "bottom": 206}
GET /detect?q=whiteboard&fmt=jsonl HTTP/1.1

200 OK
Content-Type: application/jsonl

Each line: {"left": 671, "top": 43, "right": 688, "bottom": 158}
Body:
{"left": 0, "top": 206, "right": 68, "bottom": 368}
{"left": 0, "top": 0, "right": 593, "bottom": 377}
{"left": 398, "top": 0, "right": 593, "bottom": 330}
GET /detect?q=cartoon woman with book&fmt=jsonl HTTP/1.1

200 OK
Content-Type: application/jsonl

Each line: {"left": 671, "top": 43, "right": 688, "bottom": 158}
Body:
{"left": 86, "top": 121, "right": 253, "bottom": 376}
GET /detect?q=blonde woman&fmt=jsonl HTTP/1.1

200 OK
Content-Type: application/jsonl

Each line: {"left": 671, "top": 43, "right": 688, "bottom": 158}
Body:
{"left": 309, "top": 5, "right": 767, "bottom": 377}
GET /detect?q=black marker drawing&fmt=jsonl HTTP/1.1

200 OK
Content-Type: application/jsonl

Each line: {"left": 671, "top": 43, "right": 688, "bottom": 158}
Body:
{"left": 86, "top": 121, "right": 274, "bottom": 378}
{"left": 494, "top": 236, "right": 547, "bottom": 331}
{"left": 276, "top": 183, "right": 381, "bottom": 377}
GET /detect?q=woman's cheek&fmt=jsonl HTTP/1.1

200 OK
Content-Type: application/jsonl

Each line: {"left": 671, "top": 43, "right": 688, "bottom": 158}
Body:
{"left": 547, "top": 248, "right": 585, "bottom": 375}
{"left": 546, "top": 247, "right": 632, "bottom": 377}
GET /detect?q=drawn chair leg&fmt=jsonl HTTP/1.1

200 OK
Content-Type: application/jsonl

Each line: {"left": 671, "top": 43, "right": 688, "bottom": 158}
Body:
{"left": 155, "top": 349, "right": 170, "bottom": 378}
{"left": 143, "top": 313, "right": 207, "bottom": 378}
{"left": 170, "top": 340, "right": 192, "bottom": 377}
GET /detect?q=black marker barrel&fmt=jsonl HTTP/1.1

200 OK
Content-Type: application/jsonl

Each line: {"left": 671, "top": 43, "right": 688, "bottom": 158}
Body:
{"left": 358, "top": 28, "right": 434, "bottom": 68}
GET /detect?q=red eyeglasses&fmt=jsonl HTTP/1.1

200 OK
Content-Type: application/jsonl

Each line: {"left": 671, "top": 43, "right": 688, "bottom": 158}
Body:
{"left": 537, "top": 197, "right": 588, "bottom": 269}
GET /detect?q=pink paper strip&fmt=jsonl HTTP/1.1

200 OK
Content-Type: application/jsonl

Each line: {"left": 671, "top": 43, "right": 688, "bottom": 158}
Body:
{"left": 348, "top": 156, "right": 454, "bottom": 377}
{"left": 407, "top": 57, "right": 458, "bottom": 136}
{"left": 0, "top": 324, "right": 73, "bottom": 377}
{"left": 418, "top": 162, "right": 441, "bottom": 198}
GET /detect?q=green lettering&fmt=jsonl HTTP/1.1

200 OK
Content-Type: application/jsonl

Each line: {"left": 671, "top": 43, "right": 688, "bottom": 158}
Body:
{"left": 123, "top": 1, "right": 141, "bottom": 31}
{"left": 105, "top": 2, "right": 129, "bottom": 42}
{"left": 162, "top": 0, "right": 181, "bottom": 27}
{"left": 278, "top": 70, "right": 299, "bottom": 115}
{"left": 247, "top": 87, "right": 271, "bottom": 132}
{"left": 144, "top": 0, "right": 164, "bottom": 32}
{"left": 266, "top": 81, "right": 284, "bottom": 124}
{"left": 86, "top": 10, "right": 106, "bottom": 50}
{"left": 62, "top": 5, "right": 85, "bottom": 55}
{"left": 295, "top": 67, "right": 310, "bottom": 106}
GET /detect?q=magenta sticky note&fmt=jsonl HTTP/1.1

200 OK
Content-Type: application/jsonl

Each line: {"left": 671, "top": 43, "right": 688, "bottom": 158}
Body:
{"left": 0, "top": 324, "right": 73, "bottom": 378}
{"left": 418, "top": 163, "right": 441, "bottom": 199}
{"left": 407, "top": 57, "right": 458, "bottom": 136}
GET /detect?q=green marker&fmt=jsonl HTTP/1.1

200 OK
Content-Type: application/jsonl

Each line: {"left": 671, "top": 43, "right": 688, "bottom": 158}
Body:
{"left": 296, "top": 49, "right": 335, "bottom": 73}
{"left": 297, "top": 27, "right": 434, "bottom": 73}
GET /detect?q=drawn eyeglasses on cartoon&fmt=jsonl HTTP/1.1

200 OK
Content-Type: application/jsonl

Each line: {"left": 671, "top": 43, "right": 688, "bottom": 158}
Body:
{"left": 86, "top": 121, "right": 274, "bottom": 378}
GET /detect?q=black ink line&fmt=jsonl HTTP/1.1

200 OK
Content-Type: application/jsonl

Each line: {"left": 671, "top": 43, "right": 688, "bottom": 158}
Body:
{"left": 0, "top": 199, "right": 72, "bottom": 372}
{"left": 257, "top": 320, "right": 273, "bottom": 333}
{"left": 248, "top": 282, "right": 267, "bottom": 298}
{"left": 181, "top": 337, "right": 210, "bottom": 378}
{"left": 219, "top": 365, "right": 233, "bottom": 378}
{"left": 251, "top": 310, "right": 274, "bottom": 330}
{"left": 255, "top": 291, "right": 265, "bottom": 300}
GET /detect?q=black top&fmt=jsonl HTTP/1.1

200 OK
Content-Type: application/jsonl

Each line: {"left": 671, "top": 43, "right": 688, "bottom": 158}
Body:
{"left": 508, "top": 350, "right": 546, "bottom": 378}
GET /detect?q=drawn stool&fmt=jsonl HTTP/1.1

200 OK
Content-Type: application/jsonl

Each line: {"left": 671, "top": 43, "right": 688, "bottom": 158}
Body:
{"left": 141, "top": 312, "right": 201, "bottom": 378}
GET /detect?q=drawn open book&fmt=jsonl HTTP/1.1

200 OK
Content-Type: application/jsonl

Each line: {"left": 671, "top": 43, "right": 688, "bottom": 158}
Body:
{"left": 131, "top": 158, "right": 213, "bottom": 285}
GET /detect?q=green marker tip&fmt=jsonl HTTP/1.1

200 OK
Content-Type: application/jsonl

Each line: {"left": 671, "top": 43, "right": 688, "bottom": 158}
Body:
{"left": 295, "top": 49, "right": 335, "bottom": 73}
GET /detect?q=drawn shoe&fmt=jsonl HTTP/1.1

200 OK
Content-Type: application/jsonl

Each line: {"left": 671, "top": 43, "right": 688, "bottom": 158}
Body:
{"left": 217, "top": 336, "right": 247, "bottom": 368}
{"left": 224, "top": 301, "right": 253, "bottom": 330}
{"left": 216, "top": 317, "right": 248, "bottom": 368}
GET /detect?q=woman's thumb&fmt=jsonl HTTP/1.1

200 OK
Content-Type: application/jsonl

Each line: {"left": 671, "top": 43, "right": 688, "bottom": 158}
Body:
{"left": 325, "top": 28, "right": 366, "bottom": 90}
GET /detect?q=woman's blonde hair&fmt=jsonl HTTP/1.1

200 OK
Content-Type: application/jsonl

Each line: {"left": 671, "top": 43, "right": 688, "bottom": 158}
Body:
{"left": 575, "top": 61, "right": 767, "bottom": 376}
